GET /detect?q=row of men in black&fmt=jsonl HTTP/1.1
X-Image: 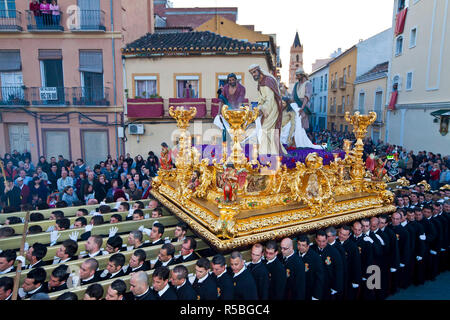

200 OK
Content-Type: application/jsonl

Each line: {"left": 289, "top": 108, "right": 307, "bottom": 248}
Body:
{"left": 1, "top": 199, "right": 449, "bottom": 300}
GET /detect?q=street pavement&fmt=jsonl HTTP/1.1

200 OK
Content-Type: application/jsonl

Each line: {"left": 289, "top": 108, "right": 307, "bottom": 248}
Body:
{"left": 387, "top": 271, "right": 450, "bottom": 300}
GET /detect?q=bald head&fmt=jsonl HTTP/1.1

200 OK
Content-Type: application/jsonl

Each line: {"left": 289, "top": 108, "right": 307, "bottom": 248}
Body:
{"left": 352, "top": 221, "right": 362, "bottom": 237}
{"left": 391, "top": 212, "right": 401, "bottom": 226}
{"left": 280, "top": 238, "right": 294, "bottom": 257}
{"left": 130, "top": 271, "right": 149, "bottom": 296}
{"left": 370, "top": 217, "right": 379, "bottom": 231}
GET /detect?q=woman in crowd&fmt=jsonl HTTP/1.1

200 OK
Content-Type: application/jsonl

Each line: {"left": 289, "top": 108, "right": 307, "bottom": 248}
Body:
{"left": 83, "top": 184, "right": 95, "bottom": 204}
{"left": 94, "top": 174, "right": 110, "bottom": 203}
{"left": 134, "top": 155, "right": 145, "bottom": 173}
{"left": 40, "top": 0, "right": 51, "bottom": 26}
{"left": 38, "top": 156, "right": 50, "bottom": 174}
{"left": 29, "top": 176, "right": 48, "bottom": 206}
{"left": 61, "top": 186, "right": 78, "bottom": 207}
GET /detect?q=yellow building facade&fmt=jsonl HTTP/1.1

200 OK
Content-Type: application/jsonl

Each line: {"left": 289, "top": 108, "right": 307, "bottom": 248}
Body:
{"left": 327, "top": 46, "right": 357, "bottom": 131}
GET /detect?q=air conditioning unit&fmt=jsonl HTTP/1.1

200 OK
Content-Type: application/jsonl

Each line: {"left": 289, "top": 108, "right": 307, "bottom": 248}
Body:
{"left": 128, "top": 124, "right": 144, "bottom": 135}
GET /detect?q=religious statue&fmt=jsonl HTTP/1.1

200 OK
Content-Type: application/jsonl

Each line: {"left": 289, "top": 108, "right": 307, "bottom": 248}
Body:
{"left": 160, "top": 142, "right": 173, "bottom": 170}
{"left": 248, "top": 64, "right": 287, "bottom": 156}
{"left": 221, "top": 163, "right": 238, "bottom": 202}
{"left": 214, "top": 73, "right": 247, "bottom": 138}
{"left": 292, "top": 67, "right": 312, "bottom": 131}
{"left": 306, "top": 173, "right": 321, "bottom": 198}
{"left": 372, "top": 158, "right": 387, "bottom": 181}
{"left": 280, "top": 97, "right": 296, "bottom": 147}
{"left": 187, "top": 170, "right": 200, "bottom": 191}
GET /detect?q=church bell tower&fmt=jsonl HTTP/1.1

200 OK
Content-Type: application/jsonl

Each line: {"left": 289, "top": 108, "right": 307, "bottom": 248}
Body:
{"left": 289, "top": 31, "right": 303, "bottom": 89}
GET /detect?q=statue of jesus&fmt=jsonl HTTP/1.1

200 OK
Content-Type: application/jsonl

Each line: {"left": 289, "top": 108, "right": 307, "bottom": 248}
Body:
{"left": 249, "top": 64, "right": 287, "bottom": 156}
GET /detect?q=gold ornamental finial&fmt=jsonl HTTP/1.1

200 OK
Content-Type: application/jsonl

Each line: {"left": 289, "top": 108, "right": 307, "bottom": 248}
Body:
{"left": 169, "top": 106, "right": 197, "bottom": 130}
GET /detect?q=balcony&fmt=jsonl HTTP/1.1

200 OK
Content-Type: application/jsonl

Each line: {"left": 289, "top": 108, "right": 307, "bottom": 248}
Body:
{"left": 0, "top": 10, "right": 22, "bottom": 31}
{"left": 71, "top": 87, "right": 110, "bottom": 106}
{"left": 0, "top": 87, "right": 110, "bottom": 107}
{"left": 338, "top": 104, "right": 344, "bottom": 114}
{"left": 69, "top": 10, "right": 106, "bottom": 32}
{"left": 0, "top": 87, "right": 29, "bottom": 106}
{"left": 339, "top": 77, "right": 346, "bottom": 90}
{"left": 330, "top": 104, "right": 336, "bottom": 114}
{"left": 330, "top": 80, "right": 337, "bottom": 92}
{"left": 26, "top": 10, "right": 64, "bottom": 31}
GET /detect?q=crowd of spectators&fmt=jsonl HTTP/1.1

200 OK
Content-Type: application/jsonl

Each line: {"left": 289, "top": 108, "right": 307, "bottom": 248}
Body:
{"left": 0, "top": 150, "right": 162, "bottom": 214}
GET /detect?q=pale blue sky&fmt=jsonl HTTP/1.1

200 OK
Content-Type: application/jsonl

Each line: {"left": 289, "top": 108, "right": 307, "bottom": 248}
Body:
{"left": 171, "top": 0, "right": 394, "bottom": 83}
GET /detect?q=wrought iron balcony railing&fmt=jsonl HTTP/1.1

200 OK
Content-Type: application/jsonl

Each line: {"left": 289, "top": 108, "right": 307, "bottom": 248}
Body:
{"left": 69, "top": 10, "right": 106, "bottom": 31}
{"left": 26, "top": 10, "right": 64, "bottom": 31}
{"left": 0, "top": 10, "right": 22, "bottom": 31}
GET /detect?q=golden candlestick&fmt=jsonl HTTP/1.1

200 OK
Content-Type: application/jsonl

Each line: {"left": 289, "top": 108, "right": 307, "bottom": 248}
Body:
{"left": 169, "top": 106, "right": 197, "bottom": 167}
{"left": 221, "top": 105, "right": 258, "bottom": 167}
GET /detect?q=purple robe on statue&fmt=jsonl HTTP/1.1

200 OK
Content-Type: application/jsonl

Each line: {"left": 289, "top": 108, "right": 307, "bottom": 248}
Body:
{"left": 223, "top": 83, "right": 246, "bottom": 108}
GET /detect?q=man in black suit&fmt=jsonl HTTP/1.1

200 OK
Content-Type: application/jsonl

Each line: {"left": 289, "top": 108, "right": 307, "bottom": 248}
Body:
{"left": 264, "top": 240, "right": 287, "bottom": 300}
{"left": 369, "top": 217, "right": 390, "bottom": 300}
{"left": 280, "top": 237, "right": 306, "bottom": 300}
{"left": 192, "top": 257, "right": 217, "bottom": 300}
{"left": 105, "top": 235, "right": 124, "bottom": 255}
{"left": 171, "top": 265, "right": 197, "bottom": 300}
{"left": 152, "top": 243, "right": 176, "bottom": 269}
{"left": 338, "top": 225, "right": 362, "bottom": 300}
{"left": 80, "top": 235, "right": 104, "bottom": 259}
{"left": 325, "top": 226, "right": 347, "bottom": 300}
{"left": 125, "top": 249, "right": 149, "bottom": 275}
{"left": 361, "top": 218, "right": 385, "bottom": 299}
{"left": 426, "top": 204, "right": 443, "bottom": 279}
{"left": 390, "top": 212, "right": 411, "bottom": 289}
{"left": 432, "top": 202, "right": 449, "bottom": 272}
{"left": 211, "top": 254, "right": 234, "bottom": 300}
{"left": 0, "top": 276, "right": 14, "bottom": 300}
{"left": 148, "top": 223, "right": 165, "bottom": 246}
{"left": 379, "top": 214, "right": 400, "bottom": 295}
{"left": 105, "top": 279, "right": 128, "bottom": 300}
{"left": 53, "top": 239, "right": 78, "bottom": 265}
{"left": 130, "top": 271, "right": 156, "bottom": 300}
{"left": 20, "top": 267, "right": 48, "bottom": 299}
{"left": 47, "top": 264, "right": 70, "bottom": 293}
{"left": 152, "top": 266, "right": 177, "bottom": 300}
{"left": 172, "top": 222, "right": 188, "bottom": 243}
{"left": 174, "top": 237, "right": 198, "bottom": 264}
{"left": 25, "top": 243, "right": 47, "bottom": 269}
{"left": 79, "top": 259, "right": 100, "bottom": 286}
{"left": 127, "top": 230, "right": 146, "bottom": 250}
{"left": 99, "top": 253, "right": 126, "bottom": 280}
{"left": 405, "top": 208, "right": 426, "bottom": 286}
{"left": 417, "top": 206, "right": 438, "bottom": 281}
{"left": 0, "top": 250, "right": 17, "bottom": 275}
{"left": 230, "top": 251, "right": 258, "bottom": 300}
{"left": 311, "top": 230, "right": 344, "bottom": 300}
{"left": 351, "top": 221, "right": 375, "bottom": 300}
{"left": 297, "top": 235, "right": 325, "bottom": 300}
{"left": 247, "top": 243, "right": 270, "bottom": 300}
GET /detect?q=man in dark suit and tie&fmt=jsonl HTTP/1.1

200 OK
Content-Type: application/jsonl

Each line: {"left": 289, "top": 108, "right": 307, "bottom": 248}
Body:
{"left": 125, "top": 249, "right": 149, "bottom": 275}
{"left": 311, "top": 231, "right": 344, "bottom": 300}
{"left": 0, "top": 276, "right": 15, "bottom": 300}
{"left": 390, "top": 212, "right": 411, "bottom": 289}
{"left": 280, "top": 237, "right": 306, "bottom": 300}
{"left": 20, "top": 267, "right": 48, "bottom": 299}
{"left": 152, "top": 266, "right": 177, "bottom": 300}
{"left": 247, "top": 243, "right": 270, "bottom": 300}
{"left": 297, "top": 235, "right": 325, "bottom": 300}
{"left": 99, "top": 253, "right": 126, "bottom": 280}
{"left": 264, "top": 240, "right": 287, "bottom": 300}
{"left": 171, "top": 265, "right": 197, "bottom": 300}
{"left": 192, "top": 257, "right": 217, "bottom": 300}
{"left": 79, "top": 259, "right": 100, "bottom": 286}
{"left": 230, "top": 251, "right": 258, "bottom": 300}
{"left": 148, "top": 223, "right": 165, "bottom": 246}
{"left": 338, "top": 225, "right": 362, "bottom": 300}
{"left": 130, "top": 271, "right": 156, "bottom": 300}
{"left": 174, "top": 237, "right": 199, "bottom": 264}
{"left": 25, "top": 243, "right": 47, "bottom": 269}
{"left": 211, "top": 254, "right": 234, "bottom": 300}
{"left": 152, "top": 243, "right": 176, "bottom": 269}
{"left": 47, "top": 264, "right": 70, "bottom": 293}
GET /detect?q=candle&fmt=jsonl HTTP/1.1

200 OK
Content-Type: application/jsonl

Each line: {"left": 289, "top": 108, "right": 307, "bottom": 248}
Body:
{"left": 252, "top": 144, "right": 258, "bottom": 162}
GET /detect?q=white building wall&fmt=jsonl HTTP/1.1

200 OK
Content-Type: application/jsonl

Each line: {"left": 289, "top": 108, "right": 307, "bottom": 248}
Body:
{"left": 356, "top": 28, "right": 392, "bottom": 77}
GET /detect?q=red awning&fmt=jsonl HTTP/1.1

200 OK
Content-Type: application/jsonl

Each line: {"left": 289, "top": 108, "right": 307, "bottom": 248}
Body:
{"left": 395, "top": 8, "right": 408, "bottom": 36}
{"left": 388, "top": 91, "right": 398, "bottom": 110}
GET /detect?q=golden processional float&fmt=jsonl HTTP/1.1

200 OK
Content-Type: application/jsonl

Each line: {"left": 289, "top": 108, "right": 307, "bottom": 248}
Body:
{"left": 150, "top": 105, "right": 396, "bottom": 251}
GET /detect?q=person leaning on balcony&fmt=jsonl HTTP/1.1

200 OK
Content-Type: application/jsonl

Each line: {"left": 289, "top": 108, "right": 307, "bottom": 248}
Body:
{"left": 30, "top": 0, "right": 42, "bottom": 28}
{"left": 50, "top": 0, "right": 60, "bottom": 26}
{"left": 40, "top": 0, "right": 51, "bottom": 26}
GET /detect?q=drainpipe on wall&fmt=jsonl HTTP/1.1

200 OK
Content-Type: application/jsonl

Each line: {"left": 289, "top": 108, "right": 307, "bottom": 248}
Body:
{"left": 111, "top": 0, "right": 119, "bottom": 157}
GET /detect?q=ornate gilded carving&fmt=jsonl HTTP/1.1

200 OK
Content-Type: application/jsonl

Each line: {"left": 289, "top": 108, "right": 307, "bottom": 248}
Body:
{"left": 162, "top": 107, "right": 395, "bottom": 250}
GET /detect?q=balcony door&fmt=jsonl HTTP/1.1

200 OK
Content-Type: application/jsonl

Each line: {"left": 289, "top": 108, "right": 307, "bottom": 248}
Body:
{"left": 39, "top": 50, "right": 64, "bottom": 104}
{"left": 0, "top": 0, "right": 16, "bottom": 18}
{"left": 79, "top": 50, "right": 103, "bottom": 105}
{"left": 78, "top": 0, "right": 100, "bottom": 29}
